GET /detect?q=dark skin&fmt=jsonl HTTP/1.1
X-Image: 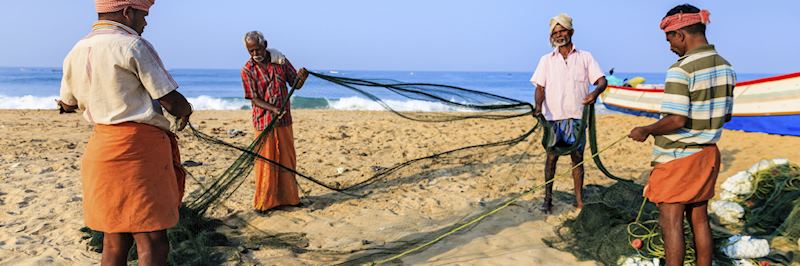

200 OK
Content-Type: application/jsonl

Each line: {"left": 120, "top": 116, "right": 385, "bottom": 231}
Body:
{"left": 628, "top": 26, "right": 712, "bottom": 266}
{"left": 244, "top": 38, "right": 309, "bottom": 116}
{"left": 534, "top": 24, "right": 608, "bottom": 213}
{"left": 58, "top": 7, "right": 192, "bottom": 266}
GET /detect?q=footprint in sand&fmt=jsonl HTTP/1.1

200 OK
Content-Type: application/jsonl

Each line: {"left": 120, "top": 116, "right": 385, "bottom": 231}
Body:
{"left": 28, "top": 222, "right": 54, "bottom": 236}
{"left": 15, "top": 235, "right": 33, "bottom": 245}
{"left": 17, "top": 195, "right": 36, "bottom": 209}
{"left": 66, "top": 195, "right": 82, "bottom": 203}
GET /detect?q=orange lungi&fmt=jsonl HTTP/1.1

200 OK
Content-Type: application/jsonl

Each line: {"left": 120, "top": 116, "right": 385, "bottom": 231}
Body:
{"left": 81, "top": 122, "right": 185, "bottom": 233}
{"left": 644, "top": 145, "right": 720, "bottom": 204}
{"left": 253, "top": 124, "right": 300, "bottom": 211}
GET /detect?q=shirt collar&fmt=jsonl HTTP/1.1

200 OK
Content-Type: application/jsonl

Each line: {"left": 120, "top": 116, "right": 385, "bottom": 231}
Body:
{"left": 92, "top": 20, "right": 138, "bottom": 35}
{"left": 551, "top": 45, "right": 578, "bottom": 57}
{"left": 679, "top": 44, "right": 715, "bottom": 59}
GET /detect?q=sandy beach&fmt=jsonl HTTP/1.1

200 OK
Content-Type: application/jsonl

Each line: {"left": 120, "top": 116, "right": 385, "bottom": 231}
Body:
{"left": 1, "top": 109, "right": 799, "bottom": 265}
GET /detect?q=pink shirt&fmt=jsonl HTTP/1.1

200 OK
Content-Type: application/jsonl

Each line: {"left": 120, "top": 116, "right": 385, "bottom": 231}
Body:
{"left": 530, "top": 47, "right": 604, "bottom": 121}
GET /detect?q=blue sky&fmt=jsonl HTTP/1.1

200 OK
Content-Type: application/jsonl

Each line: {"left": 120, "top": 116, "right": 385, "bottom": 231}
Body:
{"left": 1, "top": 1, "right": 798, "bottom": 73}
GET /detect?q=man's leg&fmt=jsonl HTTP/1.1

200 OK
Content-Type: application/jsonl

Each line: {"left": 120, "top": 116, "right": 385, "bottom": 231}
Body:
{"left": 685, "top": 201, "right": 713, "bottom": 266}
{"left": 132, "top": 230, "right": 170, "bottom": 266}
{"left": 569, "top": 150, "right": 585, "bottom": 208}
{"left": 101, "top": 232, "right": 133, "bottom": 266}
{"left": 659, "top": 203, "right": 686, "bottom": 266}
{"left": 541, "top": 151, "right": 559, "bottom": 213}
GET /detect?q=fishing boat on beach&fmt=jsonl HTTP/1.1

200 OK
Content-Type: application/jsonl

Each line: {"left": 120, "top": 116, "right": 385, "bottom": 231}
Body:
{"left": 600, "top": 72, "right": 800, "bottom": 136}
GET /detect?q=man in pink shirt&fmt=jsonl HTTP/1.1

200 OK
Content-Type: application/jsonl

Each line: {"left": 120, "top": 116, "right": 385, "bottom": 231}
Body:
{"left": 530, "top": 13, "right": 608, "bottom": 213}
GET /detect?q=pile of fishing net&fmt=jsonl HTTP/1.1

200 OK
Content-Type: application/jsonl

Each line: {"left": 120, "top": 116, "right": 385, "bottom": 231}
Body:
{"left": 80, "top": 207, "right": 230, "bottom": 265}
{"left": 545, "top": 159, "right": 800, "bottom": 265}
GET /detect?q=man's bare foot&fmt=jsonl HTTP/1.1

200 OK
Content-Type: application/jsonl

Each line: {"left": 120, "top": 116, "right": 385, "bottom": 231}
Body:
{"left": 539, "top": 201, "right": 553, "bottom": 214}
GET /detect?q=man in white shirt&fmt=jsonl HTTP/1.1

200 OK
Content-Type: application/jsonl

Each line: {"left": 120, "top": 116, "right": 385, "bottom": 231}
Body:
{"left": 530, "top": 13, "right": 608, "bottom": 213}
{"left": 58, "top": 0, "right": 192, "bottom": 264}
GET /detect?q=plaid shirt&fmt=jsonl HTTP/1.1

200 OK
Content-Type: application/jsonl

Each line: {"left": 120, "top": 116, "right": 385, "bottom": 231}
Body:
{"left": 241, "top": 58, "right": 298, "bottom": 130}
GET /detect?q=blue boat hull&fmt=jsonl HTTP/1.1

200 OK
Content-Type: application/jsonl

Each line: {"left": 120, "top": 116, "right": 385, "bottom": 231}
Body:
{"left": 603, "top": 103, "right": 800, "bottom": 137}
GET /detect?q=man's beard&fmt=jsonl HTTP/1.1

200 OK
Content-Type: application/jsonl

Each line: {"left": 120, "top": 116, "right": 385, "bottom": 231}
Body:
{"left": 552, "top": 36, "right": 570, "bottom": 47}
{"left": 253, "top": 56, "right": 265, "bottom": 62}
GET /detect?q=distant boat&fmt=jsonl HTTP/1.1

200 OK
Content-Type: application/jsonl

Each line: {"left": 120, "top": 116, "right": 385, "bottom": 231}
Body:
{"left": 329, "top": 70, "right": 339, "bottom": 74}
{"left": 600, "top": 72, "right": 800, "bottom": 136}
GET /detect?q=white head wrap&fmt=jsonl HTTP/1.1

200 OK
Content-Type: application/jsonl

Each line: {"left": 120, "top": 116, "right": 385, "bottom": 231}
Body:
{"left": 549, "top": 13, "right": 573, "bottom": 33}
{"left": 549, "top": 13, "right": 573, "bottom": 47}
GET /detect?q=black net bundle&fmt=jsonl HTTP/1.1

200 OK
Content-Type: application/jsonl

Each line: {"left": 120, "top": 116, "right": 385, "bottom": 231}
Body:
{"left": 309, "top": 72, "right": 534, "bottom": 122}
{"left": 742, "top": 163, "right": 800, "bottom": 264}
{"left": 545, "top": 163, "right": 800, "bottom": 266}
{"left": 543, "top": 182, "right": 658, "bottom": 265}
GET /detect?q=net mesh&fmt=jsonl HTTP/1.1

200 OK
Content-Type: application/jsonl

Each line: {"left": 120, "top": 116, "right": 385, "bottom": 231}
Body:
{"left": 83, "top": 71, "right": 799, "bottom": 265}
{"left": 545, "top": 163, "right": 800, "bottom": 265}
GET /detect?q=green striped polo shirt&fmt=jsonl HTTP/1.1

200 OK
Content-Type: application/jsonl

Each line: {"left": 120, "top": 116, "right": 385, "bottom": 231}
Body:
{"left": 652, "top": 44, "right": 736, "bottom": 164}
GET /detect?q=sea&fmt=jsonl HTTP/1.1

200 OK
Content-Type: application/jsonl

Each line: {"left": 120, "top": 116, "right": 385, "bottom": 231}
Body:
{"left": 0, "top": 67, "right": 775, "bottom": 111}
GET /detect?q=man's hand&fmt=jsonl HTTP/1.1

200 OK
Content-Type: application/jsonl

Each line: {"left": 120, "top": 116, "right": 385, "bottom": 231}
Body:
{"left": 56, "top": 100, "right": 78, "bottom": 114}
{"left": 175, "top": 115, "right": 190, "bottom": 131}
{"left": 628, "top": 126, "right": 650, "bottom": 142}
{"left": 582, "top": 91, "right": 599, "bottom": 105}
{"left": 533, "top": 104, "right": 542, "bottom": 117}
{"left": 267, "top": 105, "right": 281, "bottom": 115}
{"left": 294, "top": 68, "right": 309, "bottom": 90}
{"left": 298, "top": 67, "right": 309, "bottom": 80}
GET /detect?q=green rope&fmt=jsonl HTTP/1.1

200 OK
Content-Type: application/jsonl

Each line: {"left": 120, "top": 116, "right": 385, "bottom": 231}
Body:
{"left": 371, "top": 134, "right": 629, "bottom": 265}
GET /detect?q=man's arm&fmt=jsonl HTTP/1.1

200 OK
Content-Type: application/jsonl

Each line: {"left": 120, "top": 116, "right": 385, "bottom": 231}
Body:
{"left": 628, "top": 114, "right": 687, "bottom": 142}
{"left": 283, "top": 60, "right": 308, "bottom": 90}
{"left": 583, "top": 76, "right": 608, "bottom": 105}
{"left": 534, "top": 84, "right": 545, "bottom": 117}
{"left": 251, "top": 98, "right": 281, "bottom": 114}
{"left": 158, "top": 90, "right": 193, "bottom": 130}
{"left": 58, "top": 63, "right": 78, "bottom": 114}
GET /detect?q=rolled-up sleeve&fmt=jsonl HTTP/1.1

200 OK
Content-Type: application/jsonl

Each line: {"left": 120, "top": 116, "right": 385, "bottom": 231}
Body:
{"left": 530, "top": 56, "right": 548, "bottom": 87}
{"left": 129, "top": 38, "right": 178, "bottom": 100}
{"left": 585, "top": 52, "right": 605, "bottom": 84}
{"left": 241, "top": 68, "right": 256, "bottom": 100}
{"left": 283, "top": 60, "right": 299, "bottom": 88}
{"left": 59, "top": 57, "right": 78, "bottom": 106}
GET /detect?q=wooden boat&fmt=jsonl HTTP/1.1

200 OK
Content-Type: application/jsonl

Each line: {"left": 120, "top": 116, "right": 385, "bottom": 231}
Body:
{"left": 600, "top": 72, "right": 800, "bottom": 136}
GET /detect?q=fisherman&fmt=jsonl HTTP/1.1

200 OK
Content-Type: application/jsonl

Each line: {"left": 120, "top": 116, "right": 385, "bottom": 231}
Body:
{"left": 240, "top": 31, "right": 310, "bottom": 213}
{"left": 628, "top": 4, "right": 735, "bottom": 265}
{"left": 530, "top": 13, "right": 609, "bottom": 213}
{"left": 58, "top": 0, "right": 192, "bottom": 264}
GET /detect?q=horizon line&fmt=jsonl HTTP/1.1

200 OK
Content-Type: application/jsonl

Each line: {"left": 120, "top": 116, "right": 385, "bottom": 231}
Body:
{"left": 0, "top": 66, "right": 783, "bottom": 75}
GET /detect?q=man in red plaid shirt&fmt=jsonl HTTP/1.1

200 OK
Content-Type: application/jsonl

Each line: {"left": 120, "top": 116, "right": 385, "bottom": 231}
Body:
{"left": 241, "top": 30, "right": 309, "bottom": 212}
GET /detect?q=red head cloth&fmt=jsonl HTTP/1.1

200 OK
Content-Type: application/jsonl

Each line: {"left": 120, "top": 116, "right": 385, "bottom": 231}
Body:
{"left": 96, "top": 0, "right": 155, "bottom": 13}
{"left": 659, "top": 9, "right": 710, "bottom": 33}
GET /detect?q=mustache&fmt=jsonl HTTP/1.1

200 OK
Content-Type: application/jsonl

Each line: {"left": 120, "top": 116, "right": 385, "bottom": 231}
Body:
{"left": 552, "top": 37, "right": 569, "bottom": 46}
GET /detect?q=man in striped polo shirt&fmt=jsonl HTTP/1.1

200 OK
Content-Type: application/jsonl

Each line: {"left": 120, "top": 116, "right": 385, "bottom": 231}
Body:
{"left": 628, "top": 4, "right": 734, "bottom": 266}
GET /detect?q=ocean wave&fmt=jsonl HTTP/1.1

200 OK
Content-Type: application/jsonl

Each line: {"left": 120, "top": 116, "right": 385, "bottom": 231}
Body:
{"left": 0, "top": 94, "right": 256, "bottom": 110}
{"left": 0, "top": 94, "right": 509, "bottom": 112}
{"left": 187, "top": 96, "right": 251, "bottom": 110}
{"left": 0, "top": 94, "right": 58, "bottom": 109}
{"left": 327, "top": 96, "right": 474, "bottom": 112}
